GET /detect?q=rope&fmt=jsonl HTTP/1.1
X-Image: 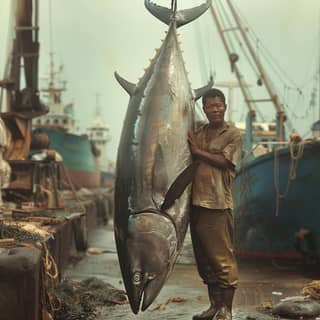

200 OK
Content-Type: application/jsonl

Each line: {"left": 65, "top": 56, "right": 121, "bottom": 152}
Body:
{"left": 217, "top": 0, "right": 260, "bottom": 78}
{"left": 40, "top": 241, "right": 60, "bottom": 317}
{"left": 42, "top": 242, "right": 59, "bottom": 280}
{"left": 171, "top": 0, "right": 177, "bottom": 13}
{"left": 60, "top": 163, "right": 85, "bottom": 212}
{"left": 48, "top": 164, "right": 60, "bottom": 208}
{"left": 193, "top": 18, "right": 210, "bottom": 83}
{"left": 0, "top": 239, "right": 59, "bottom": 317}
{"left": 273, "top": 141, "right": 305, "bottom": 216}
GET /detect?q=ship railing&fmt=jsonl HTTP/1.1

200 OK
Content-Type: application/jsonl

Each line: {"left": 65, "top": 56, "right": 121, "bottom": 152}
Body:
{"left": 242, "top": 140, "right": 289, "bottom": 160}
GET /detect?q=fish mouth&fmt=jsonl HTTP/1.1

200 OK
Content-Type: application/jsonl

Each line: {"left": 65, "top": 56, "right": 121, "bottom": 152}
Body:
{"left": 126, "top": 212, "right": 177, "bottom": 313}
{"left": 129, "top": 273, "right": 144, "bottom": 314}
{"left": 141, "top": 271, "right": 168, "bottom": 311}
{"left": 129, "top": 268, "right": 168, "bottom": 313}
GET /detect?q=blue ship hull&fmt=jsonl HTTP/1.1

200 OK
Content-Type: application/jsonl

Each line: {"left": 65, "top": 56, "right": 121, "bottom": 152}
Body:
{"left": 33, "top": 128, "right": 100, "bottom": 189}
{"left": 232, "top": 141, "right": 320, "bottom": 258}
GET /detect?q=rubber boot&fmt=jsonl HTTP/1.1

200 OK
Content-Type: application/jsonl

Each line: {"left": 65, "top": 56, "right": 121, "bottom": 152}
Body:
{"left": 223, "top": 287, "right": 235, "bottom": 311}
{"left": 213, "top": 287, "right": 235, "bottom": 320}
{"left": 193, "top": 286, "right": 222, "bottom": 320}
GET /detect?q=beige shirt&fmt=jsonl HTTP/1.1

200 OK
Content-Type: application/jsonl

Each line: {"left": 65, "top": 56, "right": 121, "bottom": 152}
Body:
{"left": 192, "top": 122, "right": 242, "bottom": 209}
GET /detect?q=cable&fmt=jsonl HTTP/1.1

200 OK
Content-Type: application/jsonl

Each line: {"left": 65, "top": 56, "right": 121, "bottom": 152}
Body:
{"left": 233, "top": 1, "right": 301, "bottom": 90}
{"left": 217, "top": 0, "right": 260, "bottom": 79}
{"left": 193, "top": 18, "right": 210, "bottom": 83}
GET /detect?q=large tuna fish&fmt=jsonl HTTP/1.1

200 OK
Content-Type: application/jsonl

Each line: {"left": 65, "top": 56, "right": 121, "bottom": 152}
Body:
{"left": 114, "top": 0, "right": 212, "bottom": 314}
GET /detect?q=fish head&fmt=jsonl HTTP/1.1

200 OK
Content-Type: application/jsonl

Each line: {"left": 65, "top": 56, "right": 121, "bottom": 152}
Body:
{"left": 126, "top": 212, "right": 177, "bottom": 313}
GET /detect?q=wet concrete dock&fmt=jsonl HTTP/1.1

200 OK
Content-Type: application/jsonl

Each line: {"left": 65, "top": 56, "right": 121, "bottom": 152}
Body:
{"left": 64, "top": 224, "right": 319, "bottom": 319}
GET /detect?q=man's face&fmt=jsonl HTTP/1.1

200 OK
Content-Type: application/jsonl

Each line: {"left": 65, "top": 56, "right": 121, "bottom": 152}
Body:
{"left": 203, "top": 96, "right": 226, "bottom": 125}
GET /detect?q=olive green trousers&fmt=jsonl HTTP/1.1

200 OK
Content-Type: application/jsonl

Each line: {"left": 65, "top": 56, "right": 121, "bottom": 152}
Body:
{"left": 190, "top": 206, "right": 238, "bottom": 288}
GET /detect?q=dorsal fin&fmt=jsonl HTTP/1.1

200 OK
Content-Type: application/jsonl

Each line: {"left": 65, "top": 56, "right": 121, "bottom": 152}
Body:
{"left": 114, "top": 72, "right": 136, "bottom": 96}
{"left": 193, "top": 75, "right": 214, "bottom": 101}
{"left": 144, "top": 0, "right": 212, "bottom": 28}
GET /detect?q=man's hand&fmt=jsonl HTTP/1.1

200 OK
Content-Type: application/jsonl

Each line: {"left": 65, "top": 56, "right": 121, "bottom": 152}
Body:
{"left": 188, "top": 131, "right": 200, "bottom": 155}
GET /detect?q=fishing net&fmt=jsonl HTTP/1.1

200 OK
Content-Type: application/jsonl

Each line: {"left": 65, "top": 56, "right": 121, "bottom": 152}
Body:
{"left": 52, "top": 277, "right": 128, "bottom": 320}
{"left": 0, "top": 223, "right": 43, "bottom": 242}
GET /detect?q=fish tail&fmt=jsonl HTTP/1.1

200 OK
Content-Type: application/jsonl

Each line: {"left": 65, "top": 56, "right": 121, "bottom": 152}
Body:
{"left": 144, "top": 0, "right": 211, "bottom": 28}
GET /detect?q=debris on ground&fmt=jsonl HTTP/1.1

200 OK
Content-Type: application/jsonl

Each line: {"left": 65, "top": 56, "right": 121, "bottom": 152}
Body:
{"left": 86, "top": 247, "right": 115, "bottom": 255}
{"left": 149, "top": 296, "right": 187, "bottom": 312}
{"left": 303, "top": 280, "right": 320, "bottom": 301}
{"left": 272, "top": 296, "right": 320, "bottom": 319}
{"left": 86, "top": 247, "right": 104, "bottom": 255}
{"left": 53, "top": 277, "right": 128, "bottom": 320}
{"left": 196, "top": 295, "right": 204, "bottom": 302}
{"left": 258, "top": 301, "right": 273, "bottom": 311}
{"left": 234, "top": 308, "right": 274, "bottom": 320}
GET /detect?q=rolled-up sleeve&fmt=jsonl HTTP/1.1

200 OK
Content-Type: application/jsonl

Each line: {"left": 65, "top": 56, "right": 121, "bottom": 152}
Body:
{"left": 223, "top": 134, "right": 242, "bottom": 166}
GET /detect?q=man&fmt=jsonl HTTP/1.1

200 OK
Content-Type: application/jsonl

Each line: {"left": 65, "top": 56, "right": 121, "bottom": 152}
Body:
{"left": 188, "top": 88, "right": 242, "bottom": 320}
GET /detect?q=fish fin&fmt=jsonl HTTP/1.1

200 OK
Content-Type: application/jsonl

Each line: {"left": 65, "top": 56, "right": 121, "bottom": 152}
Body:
{"left": 145, "top": 0, "right": 211, "bottom": 28}
{"left": 161, "top": 161, "right": 199, "bottom": 211}
{"left": 193, "top": 75, "right": 214, "bottom": 101}
{"left": 176, "top": 1, "right": 212, "bottom": 28}
{"left": 144, "top": 0, "right": 172, "bottom": 26}
{"left": 114, "top": 72, "right": 136, "bottom": 96}
{"left": 152, "top": 145, "right": 169, "bottom": 207}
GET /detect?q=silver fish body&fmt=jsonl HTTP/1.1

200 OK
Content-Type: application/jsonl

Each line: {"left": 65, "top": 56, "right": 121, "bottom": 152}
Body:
{"left": 114, "top": 0, "right": 212, "bottom": 313}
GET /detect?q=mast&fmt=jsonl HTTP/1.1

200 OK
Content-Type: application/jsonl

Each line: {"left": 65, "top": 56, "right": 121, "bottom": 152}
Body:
{"left": 210, "top": 3, "right": 255, "bottom": 152}
{"left": 40, "top": 0, "right": 66, "bottom": 107}
{"left": 41, "top": 53, "right": 66, "bottom": 105}
{"left": 87, "top": 93, "right": 111, "bottom": 172}
{"left": 226, "top": 0, "right": 285, "bottom": 141}
{"left": 210, "top": 5, "right": 254, "bottom": 114}
{"left": 0, "top": 0, "right": 46, "bottom": 161}
{"left": 95, "top": 92, "right": 101, "bottom": 119}
{"left": 0, "top": 1, "right": 15, "bottom": 111}
{"left": 14, "top": 0, "right": 41, "bottom": 111}
{"left": 210, "top": 0, "right": 286, "bottom": 142}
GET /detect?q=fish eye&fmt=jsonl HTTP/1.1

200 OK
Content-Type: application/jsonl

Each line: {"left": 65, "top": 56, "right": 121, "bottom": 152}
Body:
{"left": 132, "top": 271, "right": 142, "bottom": 285}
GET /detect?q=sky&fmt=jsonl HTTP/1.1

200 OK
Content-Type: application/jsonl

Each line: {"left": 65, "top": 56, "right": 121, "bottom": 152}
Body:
{"left": 1, "top": 0, "right": 320, "bottom": 162}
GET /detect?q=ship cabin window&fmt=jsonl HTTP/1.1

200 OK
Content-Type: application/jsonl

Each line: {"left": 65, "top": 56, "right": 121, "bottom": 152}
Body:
{"left": 63, "top": 119, "right": 68, "bottom": 125}
{"left": 36, "top": 119, "right": 41, "bottom": 124}
{"left": 96, "top": 132, "right": 103, "bottom": 137}
{"left": 46, "top": 119, "right": 50, "bottom": 124}
{"left": 54, "top": 119, "right": 59, "bottom": 124}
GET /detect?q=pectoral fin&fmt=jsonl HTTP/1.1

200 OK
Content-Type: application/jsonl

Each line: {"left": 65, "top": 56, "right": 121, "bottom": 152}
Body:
{"left": 161, "top": 161, "right": 199, "bottom": 211}
{"left": 152, "top": 145, "right": 169, "bottom": 206}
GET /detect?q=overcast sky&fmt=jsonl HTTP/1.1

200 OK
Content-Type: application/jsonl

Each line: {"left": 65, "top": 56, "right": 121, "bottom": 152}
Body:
{"left": 1, "top": 0, "right": 320, "bottom": 161}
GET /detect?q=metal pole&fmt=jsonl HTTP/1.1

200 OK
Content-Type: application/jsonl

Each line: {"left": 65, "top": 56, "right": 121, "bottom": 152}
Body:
{"left": 226, "top": 0, "right": 285, "bottom": 141}
{"left": 210, "top": 5, "right": 254, "bottom": 113}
